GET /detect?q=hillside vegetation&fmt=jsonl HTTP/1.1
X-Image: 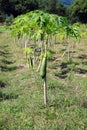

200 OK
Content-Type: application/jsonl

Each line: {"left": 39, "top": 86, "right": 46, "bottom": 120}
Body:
{"left": 0, "top": 22, "right": 87, "bottom": 129}
{"left": 0, "top": 0, "right": 87, "bottom": 23}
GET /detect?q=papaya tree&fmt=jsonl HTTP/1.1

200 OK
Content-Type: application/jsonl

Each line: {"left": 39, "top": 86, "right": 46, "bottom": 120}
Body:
{"left": 10, "top": 10, "right": 80, "bottom": 105}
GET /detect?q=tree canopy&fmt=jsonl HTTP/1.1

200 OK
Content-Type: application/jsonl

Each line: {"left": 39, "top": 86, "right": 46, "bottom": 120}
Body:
{"left": 0, "top": 0, "right": 38, "bottom": 16}
{"left": 0, "top": 0, "right": 87, "bottom": 23}
{"left": 69, "top": 0, "right": 87, "bottom": 23}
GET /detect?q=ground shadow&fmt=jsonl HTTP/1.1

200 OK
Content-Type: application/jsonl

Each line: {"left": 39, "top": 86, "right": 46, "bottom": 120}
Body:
{"left": 0, "top": 81, "right": 7, "bottom": 88}
{"left": 54, "top": 68, "right": 69, "bottom": 79}
{"left": 0, "top": 65, "right": 18, "bottom": 72}
{"left": 0, "top": 91, "right": 18, "bottom": 101}
{"left": 82, "top": 61, "right": 87, "bottom": 65}
{"left": 0, "top": 50, "right": 10, "bottom": 55}
{"left": 54, "top": 60, "right": 87, "bottom": 79}
{"left": 0, "top": 44, "right": 17, "bottom": 72}
{"left": 75, "top": 68, "right": 87, "bottom": 74}
{"left": 81, "top": 100, "right": 87, "bottom": 108}
{"left": 78, "top": 54, "right": 87, "bottom": 59}
{"left": 1, "top": 59, "right": 14, "bottom": 64}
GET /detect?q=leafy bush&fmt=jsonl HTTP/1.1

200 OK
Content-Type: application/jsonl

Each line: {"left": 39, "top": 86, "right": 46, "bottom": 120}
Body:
{"left": 0, "top": 12, "right": 5, "bottom": 22}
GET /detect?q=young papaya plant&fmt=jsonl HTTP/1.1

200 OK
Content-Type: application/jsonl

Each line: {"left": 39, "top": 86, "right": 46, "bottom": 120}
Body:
{"left": 23, "top": 47, "right": 34, "bottom": 68}
{"left": 10, "top": 10, "right": 80, "bottom": 106}
{"left": 64, "top": 25, "right": 81, "bottom": 61}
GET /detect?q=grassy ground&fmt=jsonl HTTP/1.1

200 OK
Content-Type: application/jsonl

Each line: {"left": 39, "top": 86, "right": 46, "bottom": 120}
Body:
{"left": 0, "top": 26, "right": 87, "bottom": 130}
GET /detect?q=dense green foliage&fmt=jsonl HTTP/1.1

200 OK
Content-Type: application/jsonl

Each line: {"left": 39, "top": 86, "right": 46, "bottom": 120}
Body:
{"left": 69, "top": 0, "right": 87, "bottom": 23}
{"left": 0, "top": 0, "right": 67, "bottom": 19}
{"left": 0, "top": 0, "right": 38, "bottom": 16}
{"left": 10, "top": 10, "right": 80, "bottom": 41}
{"left": 0, "top": 0, "right": 87, "bottom": 23}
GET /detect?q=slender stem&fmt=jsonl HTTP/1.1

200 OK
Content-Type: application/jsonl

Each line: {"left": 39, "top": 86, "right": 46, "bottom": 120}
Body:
{"left": 43, "top": 77, "right": 47, "bottom": 106}
{"left": 33, "top": 45, "right": 36, "bottom": 66}
{"left": 37, "top": 59, "right": 42, "bottom": 72}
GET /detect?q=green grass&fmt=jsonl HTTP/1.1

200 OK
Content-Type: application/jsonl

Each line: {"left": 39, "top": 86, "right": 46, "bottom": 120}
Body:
{"left": 0, "top": 25, "right": 87, "bottom": 130}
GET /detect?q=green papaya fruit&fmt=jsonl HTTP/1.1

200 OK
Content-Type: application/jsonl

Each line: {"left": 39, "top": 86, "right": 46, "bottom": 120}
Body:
{"left": 40, "top": 54, "right": 47, "bottom": 79}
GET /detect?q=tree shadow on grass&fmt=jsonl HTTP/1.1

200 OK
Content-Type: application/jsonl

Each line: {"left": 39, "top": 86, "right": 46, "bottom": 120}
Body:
{"left": 54, "top": 62, "right": 70, "bottom": 79}
{"left": 60, "top": 61, "right": 79, "bottom": 69}
{"left": 54, "top": 68, "right": 69, "bottom": 79}
{"left": 0, "top": 45, "right": 11, "bottom": 56}
{"left": 0, "top": 91, "right": 18, "bottom": 102}
{"left": 0, "top": 50, "right": 10, "bottom": 55}
{"left": 54, "top": 61, "right": 78, "bottom": 79}
{"left": 82, "top": 61, "right": 87, "bottom": 65}
{"left": 0, "top": 81, "right": 7, "bottom": 88}
{"left": 55, "top": 60, "right": 87, "bottom": 79}
{"left": 75, "top": 68, "right": 87, "bottom": 74}
{"left": 1, "top": 59, "right": 15, "bottom": 64}
{"left": 81, "top": 101, "right": 87, "bottom": 108}
{"left": 77, "top": 54, "right": 87, "bottom": 59}
{"left": 0, "top": 50, "right": 17, "bottom": 72}
{"left": 0, "top": 65, "right": 18, "bottom": 72}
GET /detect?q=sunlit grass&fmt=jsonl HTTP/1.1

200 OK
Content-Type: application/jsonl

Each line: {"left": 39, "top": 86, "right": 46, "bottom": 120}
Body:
{"left": 0, "top": 25, "right": 87, "bottom": 130}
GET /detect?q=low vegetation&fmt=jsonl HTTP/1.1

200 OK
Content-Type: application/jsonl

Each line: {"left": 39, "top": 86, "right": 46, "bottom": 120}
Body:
{"left": 0, "top": 21, "right": 87, "bottom": 130}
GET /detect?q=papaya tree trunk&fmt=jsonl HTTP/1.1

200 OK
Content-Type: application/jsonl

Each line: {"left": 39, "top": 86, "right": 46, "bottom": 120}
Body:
{"left": 68, "top": 44, "right": 70, "bottom": 61}
{"left": 43, "top": 77, "right": 47, "bottom": 106}
{"left": 24, "top": 36, "right": 29, "bottom": 59}
{"left": 33, "top": 36, "right": 36, "bottom": 66}
{"left": 37, "top": 59, "right": 42, "bottom": 72}
{"left": 37, "top": 40, "right": 44, "bottom": 72}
